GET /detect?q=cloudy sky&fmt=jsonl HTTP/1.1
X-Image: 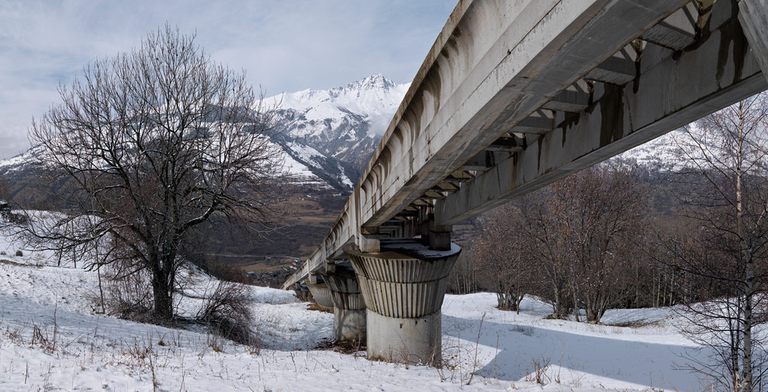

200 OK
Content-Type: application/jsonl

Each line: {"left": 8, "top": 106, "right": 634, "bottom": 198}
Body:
{"left": 0, "top": 0, "right": 455, "bottom": 159}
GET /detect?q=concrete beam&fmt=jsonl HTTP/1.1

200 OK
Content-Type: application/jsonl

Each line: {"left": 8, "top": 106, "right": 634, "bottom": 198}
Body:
{"left": 486, "top": 138, "right": 524, "bottom": 153}
{"left": 542, "top": 87, "right": 591, "bottom": 113}
{"left": 643, "top": 2, "right": 698, "bottom": 50}
{"left": 513, "top": 112, "right": 554, "bottom": 134}
{"left": 462, "top": 150, "right": 496, "bottom": 171}
{"left": 358, "top": 0, "right": 687, "bottom": 230}
{"left": 585, "top": 51, "right": 637, "bottom": 84}
{"left": 739, "top": 0, "right": 768, "bottom": 80}
{"left": 435, "top": 2, "right": 767, "bottom": 225}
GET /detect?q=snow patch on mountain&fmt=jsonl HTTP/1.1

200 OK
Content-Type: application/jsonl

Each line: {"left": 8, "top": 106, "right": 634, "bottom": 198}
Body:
{"left": 269, "top": 74, "right": 409, "bottom": 138}
{"left": 0, "top": 140, "right": 326, "bottom": 185}
{"left": 614, "top": 130, "right": 686, "bottom": 171}
{"left": 613, "top": 125, "right": 764, "bottom": 174}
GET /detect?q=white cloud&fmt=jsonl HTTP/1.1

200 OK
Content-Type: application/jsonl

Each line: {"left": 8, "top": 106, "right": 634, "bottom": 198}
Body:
{"left": 0, "top": 0, "right": 454, "bottom": 158}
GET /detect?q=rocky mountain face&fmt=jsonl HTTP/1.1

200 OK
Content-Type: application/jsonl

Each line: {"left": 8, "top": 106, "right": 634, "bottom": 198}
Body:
{"left": 266, "top": 74, "right": 409, "bottom": 190}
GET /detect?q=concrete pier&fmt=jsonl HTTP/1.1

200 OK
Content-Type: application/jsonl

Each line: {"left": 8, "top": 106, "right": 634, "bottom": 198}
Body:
{"left": 324, "top": 265, "right": 366, "bottom": 344}
{"left": 306, "top": 279, "right": 334, "bottom": 311}
{"left": 345, "top": 240, "right": 461, "bottom": 365}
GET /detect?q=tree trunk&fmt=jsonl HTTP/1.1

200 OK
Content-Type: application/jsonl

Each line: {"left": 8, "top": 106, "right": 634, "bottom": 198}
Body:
{"left": 573, "top": 290, "right": 581, "bottom": 322}
{"left": 736, "top": 108, "right": 753, "bottom": 392}
{"left": 743, "top": 290, "right": 753, "bottom": 392}
{"left": 587, "top": 309, "right": 598, "bottom": 324}
{"left": 152, "top": 271, "right": 173, "bottom": 321}
{"left": 97, "top": 266, "right": 105, "bottom": 314}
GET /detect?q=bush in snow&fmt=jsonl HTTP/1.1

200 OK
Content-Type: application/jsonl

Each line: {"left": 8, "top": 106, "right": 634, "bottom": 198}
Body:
{"left": 102, "top": 263, "right": 155, "bottom": 322}
{"left": 198, "top": 281, "right": 258, "bottom": 350}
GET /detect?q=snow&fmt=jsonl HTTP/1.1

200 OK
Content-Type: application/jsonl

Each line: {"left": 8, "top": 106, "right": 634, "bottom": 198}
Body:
{"left": 267, "top": 74, "right": 410, "bottom": 138}
{"left": 0, "top": 154, "right": 28, "bottom": 170}
{"left": 280, "top": 145, "right": 323, "bottom": 181}
{"left": 0, "top": 212, "right": 721, "bottom": 391}
{"left": 0, "top": 145, "right": 45, "bottom": 172}
{"left": 613, "top": 125, "right": 764, "bottom": 174}
{"left": 282, "top": 141, "right": 354, "bottom": 187}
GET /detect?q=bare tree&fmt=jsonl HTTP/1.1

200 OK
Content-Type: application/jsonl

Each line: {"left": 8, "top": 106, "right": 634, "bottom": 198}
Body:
{"left": 520, "top": 188, "right": 575, "bottom": 319}
{"left": 473, "top": 203, "right": 536, "bottom": 312}
{"left": 520, "top": 165, "right": 647, "bottom": 322}
{"left": 554, "top": 165, "right": 647, "bottom": 323}
{"left": 450, "top": 250, "right": 480, "bottom": 295}
{"left": 662, "top": 93, "right": 768, "bottom": 391}
{"left": 26, "top": 25, "right": 282, "bottom": 322}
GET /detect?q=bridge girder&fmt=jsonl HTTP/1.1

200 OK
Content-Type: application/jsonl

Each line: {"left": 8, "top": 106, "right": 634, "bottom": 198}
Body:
{"left": 283, "top": 0, "right": 768, "bottom": 290}
{"left": 436, "top": 0, "right": 767, "bottom": 225}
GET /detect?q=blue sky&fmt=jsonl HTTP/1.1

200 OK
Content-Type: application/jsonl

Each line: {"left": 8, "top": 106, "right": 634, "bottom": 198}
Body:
{"left": 0, "top": 0, "right": 456, "bottom": 158}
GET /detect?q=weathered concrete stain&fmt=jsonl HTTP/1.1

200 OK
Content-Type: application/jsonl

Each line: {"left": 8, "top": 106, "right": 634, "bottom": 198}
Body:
{"left": 559, "top": 111, "right": 581, "bottom": 147}
{"left": 599, "top": 84, "right": 624, "bottom": 147}
{"left": 716, "top": 1, "right": 748, "bottom": 85}
{"left": 536, "top": 134, "right": 544, "bottom": 172}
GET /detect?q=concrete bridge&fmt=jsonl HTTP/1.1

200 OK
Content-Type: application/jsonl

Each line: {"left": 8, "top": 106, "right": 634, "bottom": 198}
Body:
{"left": 283, "top": 0, "right": 768, "bottom": 365}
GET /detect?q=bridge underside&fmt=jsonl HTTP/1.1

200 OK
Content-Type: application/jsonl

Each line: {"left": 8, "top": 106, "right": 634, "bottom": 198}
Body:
{"left": 286, "top": 0, "right": 768, "bottom": 365}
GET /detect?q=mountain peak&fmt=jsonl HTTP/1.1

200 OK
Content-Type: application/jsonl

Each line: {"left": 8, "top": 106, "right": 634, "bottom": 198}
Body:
{"left": 339, "top": 74, "right": 396, "bottom": 92}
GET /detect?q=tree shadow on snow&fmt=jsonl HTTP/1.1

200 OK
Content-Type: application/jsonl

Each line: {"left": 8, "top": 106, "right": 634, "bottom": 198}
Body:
{"left": 442, "top": 314, "right": 707, "bottom": 390}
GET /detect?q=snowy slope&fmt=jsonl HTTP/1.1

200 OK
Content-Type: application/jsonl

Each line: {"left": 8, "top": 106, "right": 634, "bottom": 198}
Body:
{"left": 0, "top": 211, "right": 728, "bottom": 391}
{"left": 612, "top": 125, "right": 767, "bottom": 173}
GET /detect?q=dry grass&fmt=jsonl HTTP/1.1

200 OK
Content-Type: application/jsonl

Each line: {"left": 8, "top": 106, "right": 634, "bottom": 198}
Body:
{"left": 315, "top": 338, "right": 366, "bottom": 355}
{"left": 306, "top": 303, "right": 333, "bottom": 313}
{"left": 0, "top": 259, "right": 40, "bottom": 268}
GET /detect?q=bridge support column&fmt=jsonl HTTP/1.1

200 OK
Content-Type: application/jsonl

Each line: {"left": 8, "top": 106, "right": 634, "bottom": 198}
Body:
{"left": 740, "top": 0, "right": 768, "bottom": 81}
{"left": 291, "top": 282, "right": 311, "bottom": 302}
{"left": 345, "top": 240, "right": 461, "bottom": 365}
{"left": 324, "top": 266, "right": 366, "bottom": 344}
{"left": 306, "top": 277, "right": 334, "bottom": 311}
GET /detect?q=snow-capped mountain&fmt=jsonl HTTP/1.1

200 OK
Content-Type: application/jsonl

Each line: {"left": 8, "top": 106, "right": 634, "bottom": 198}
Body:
{"left": 0, "top": 74, "right": 410, "bottom": 194}
{"left": 267, "top": 74, "right": 409, "bottom": 187}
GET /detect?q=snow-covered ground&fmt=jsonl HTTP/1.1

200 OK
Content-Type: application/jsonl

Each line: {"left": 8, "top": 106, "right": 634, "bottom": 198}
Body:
{"left": 0, "top": 213, "right": 713, "bottom": 391}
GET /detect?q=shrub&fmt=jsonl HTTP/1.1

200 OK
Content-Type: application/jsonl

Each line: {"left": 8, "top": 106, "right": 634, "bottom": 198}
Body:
{"left": 198, "top": 281, "right": 258, "bottom": 350}
{"left": 103, "top": 266, "right": 155, "bottom": 322}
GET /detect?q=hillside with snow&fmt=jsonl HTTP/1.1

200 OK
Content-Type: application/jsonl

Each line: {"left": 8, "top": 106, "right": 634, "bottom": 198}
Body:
{"left": 0, "top": 211, "right": 726, "bottom": 390}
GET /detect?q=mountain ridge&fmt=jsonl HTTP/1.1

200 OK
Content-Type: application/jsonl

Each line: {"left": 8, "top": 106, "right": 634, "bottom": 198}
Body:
{"left": 0, "top": 74, "right": 410, "bottom": 194}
